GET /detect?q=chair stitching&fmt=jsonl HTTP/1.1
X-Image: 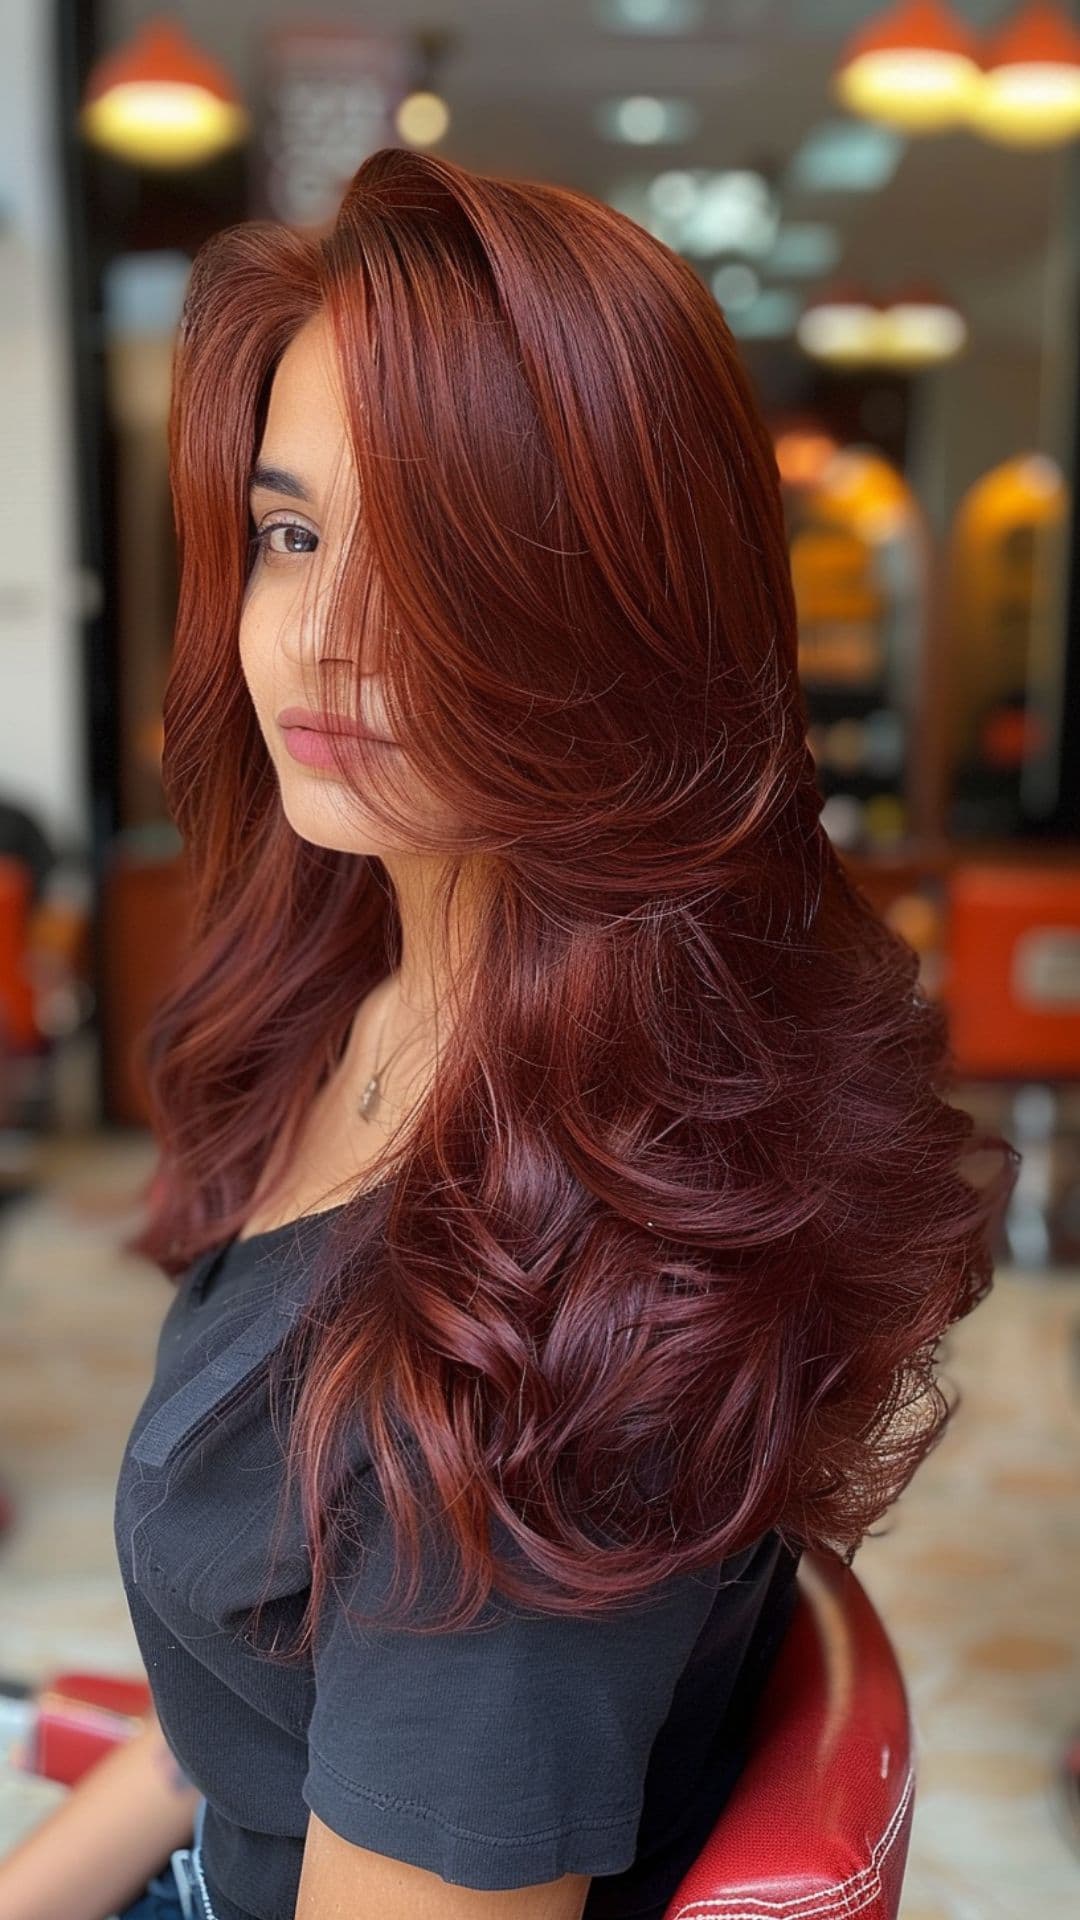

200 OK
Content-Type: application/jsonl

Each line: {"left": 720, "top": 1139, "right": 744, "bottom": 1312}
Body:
{"left": 672, "top": 1764, "right": 914, "bottom": 1920}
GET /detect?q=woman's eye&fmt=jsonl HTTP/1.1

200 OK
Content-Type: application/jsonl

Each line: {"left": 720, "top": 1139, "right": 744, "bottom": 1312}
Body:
{"left": 252, "top": 520, "right": 319, "bottom": 559}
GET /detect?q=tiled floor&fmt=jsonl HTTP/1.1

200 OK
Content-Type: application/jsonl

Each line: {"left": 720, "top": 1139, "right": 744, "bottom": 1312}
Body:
{"left": 0, "top": 1129, "right": 1078, "bottom": 1918}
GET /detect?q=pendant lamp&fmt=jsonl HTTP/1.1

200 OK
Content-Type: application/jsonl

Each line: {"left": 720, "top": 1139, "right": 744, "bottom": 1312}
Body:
{"left": 796, "top": 284, "right": 883, "bottom": 366}
{"left": 835, "top": 0, "right": 983, "bottom": 133}
{"left": 875, "top": 282, "right": 967, "bottom": 367}
{"left": 80, "top": 17, "right": 249, "bottom": 168}
{"left": 797, "top": 281, "right": 966, "bottom": 368}
{"left": 969, "top": 1, "right": 1080, "bottom": 146}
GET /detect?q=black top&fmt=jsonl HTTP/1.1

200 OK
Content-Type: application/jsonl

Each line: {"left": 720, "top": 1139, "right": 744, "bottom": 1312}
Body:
{"left": 113, "top": 1204, "right": 801, "bottom": 1920}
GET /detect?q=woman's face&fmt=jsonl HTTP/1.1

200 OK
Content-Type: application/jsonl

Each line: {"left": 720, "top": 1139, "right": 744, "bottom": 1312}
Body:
{"left": 239, "top": 310, "right": 412, "bottom": 855}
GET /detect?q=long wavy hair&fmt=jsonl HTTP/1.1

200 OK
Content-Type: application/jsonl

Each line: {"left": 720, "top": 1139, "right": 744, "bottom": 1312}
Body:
{"left": 126, "top": 144, "right": 1019, "bottom": 1653}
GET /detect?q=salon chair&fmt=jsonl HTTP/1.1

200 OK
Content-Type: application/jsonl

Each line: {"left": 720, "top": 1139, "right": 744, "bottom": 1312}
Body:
{"left": 664, "top": 1547, "right": 914, "bottom": 1918}
{"left": 17, "top": 1549, "right": 914, "bottom": 1917}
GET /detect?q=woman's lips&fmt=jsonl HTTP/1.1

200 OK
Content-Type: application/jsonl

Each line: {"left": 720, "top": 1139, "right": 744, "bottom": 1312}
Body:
{"left": 281, "top": 726, "right": 349, "bottom": 769}
{"left": 276, "top": 707, "right": 394, "bottom": 770}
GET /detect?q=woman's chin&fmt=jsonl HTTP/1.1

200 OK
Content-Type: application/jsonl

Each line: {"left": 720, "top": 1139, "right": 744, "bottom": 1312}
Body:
{"left": 278, "top": 773, "right": 399, "bottom": 860}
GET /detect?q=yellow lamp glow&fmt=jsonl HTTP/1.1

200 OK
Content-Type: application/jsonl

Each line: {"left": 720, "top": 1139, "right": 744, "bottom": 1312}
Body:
{"left": 875, "top": 285, "right": 968, "bottom": 366}
{"left": 798, "top": 282, "right": 966, "bottom": 368}
{"left": 835, "top": 0, "right": 983, "bottom": 133}
{"left": 80, "top": 18, "right": 248, "bottom": 168}
{"left": 394, "top": 89, "right": 451, "bottom": 148}
{"left": 968, "top": 1, "right": 1080, "bottom": 147}
{"left": 796, "top": 286, "right": 883, "bottom": 366}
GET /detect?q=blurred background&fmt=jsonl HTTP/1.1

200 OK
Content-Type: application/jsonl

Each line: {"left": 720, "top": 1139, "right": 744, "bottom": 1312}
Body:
{"left": 0, "top": 3, "right": 1079, "bottom": 1916}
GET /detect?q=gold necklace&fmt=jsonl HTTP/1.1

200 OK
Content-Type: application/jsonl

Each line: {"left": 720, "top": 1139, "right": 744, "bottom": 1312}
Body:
{"left": 357, "top": 996, "right": 425, "bottom": 1123}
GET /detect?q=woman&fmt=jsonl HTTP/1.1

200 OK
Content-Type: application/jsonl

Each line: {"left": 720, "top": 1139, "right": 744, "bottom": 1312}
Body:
{"left": 1, "top": 146, "right": 1016, "bottom": 1920}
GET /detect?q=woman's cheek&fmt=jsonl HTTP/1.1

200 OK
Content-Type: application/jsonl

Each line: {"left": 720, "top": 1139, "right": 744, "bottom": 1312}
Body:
{"left": 237, "top": 603, "right": 265, "bottom": 697}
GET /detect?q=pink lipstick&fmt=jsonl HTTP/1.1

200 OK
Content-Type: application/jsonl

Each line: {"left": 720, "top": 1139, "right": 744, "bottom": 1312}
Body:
{"left": 276, "top": 706, "right": 393, "bottom": 771}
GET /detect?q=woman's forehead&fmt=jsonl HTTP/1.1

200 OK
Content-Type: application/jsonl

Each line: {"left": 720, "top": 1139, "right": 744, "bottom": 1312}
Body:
{"left": 258, "top": 320, "right": 358, "bottom": 510}
{"left": 265, "top": 319, "right": 345, "bottom": 440}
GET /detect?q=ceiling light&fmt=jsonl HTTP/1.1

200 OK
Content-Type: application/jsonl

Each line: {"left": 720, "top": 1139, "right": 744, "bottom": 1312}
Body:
{"left": 835, "top": 0, "right": 982, "bottom": 134}
{"left": 596, "top": 95, "right": 700, "bottom": 143}
{"left": 647, "top": 169, "right": 699, "bottom": 216}
{"left": 787, "top": 119, "right": 905, "bottom": 192}
{"left": 394, "top": 89, "right": 450, "bottom": 147}
{"left": 678, "top": 170, "right": 778, "bottom": 257}
{"left": 767, "top": 224, "right": 842, "bottom": 277}
{"left": 875, "top": 283, "right": 967, "bottom": 365}
{"left": 80, "top": 16, "right": 248, "bottom": 167}
{"left": 797, "top": 284, "right": 883, "bottom": 365}
{"left": 628, "top": 168, "right": 778, "bottom": 255}
{"left": 710, "top": 262, "right": 761, "bottom": 310}
{"left": 969, "top": 1, "right": 1080, "bottom": 147}
{"left": 797, "top": 281, "right": 966, "bottom": 367}
{"left": 593, "top": 0, "right": 706, "bottom": 29}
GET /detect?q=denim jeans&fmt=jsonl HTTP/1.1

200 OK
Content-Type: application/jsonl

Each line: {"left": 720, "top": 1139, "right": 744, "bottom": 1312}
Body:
{"left": 115, "top": 1795, "right": 217, "bottom": 1920}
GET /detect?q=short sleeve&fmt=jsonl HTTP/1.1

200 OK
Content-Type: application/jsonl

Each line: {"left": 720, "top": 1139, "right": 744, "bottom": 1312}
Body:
{"left": 301, "top": 1463, "right": 728, "bottom": 1892}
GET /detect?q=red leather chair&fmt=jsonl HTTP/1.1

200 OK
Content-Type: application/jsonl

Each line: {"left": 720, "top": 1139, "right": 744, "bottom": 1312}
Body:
{"left": 16, "top": 1552, "right": 913, "bottom": 1915}
{"left": 15, "top": 1671, "right": 153, "bottom": 1786}
{"left": 0, "top": 856, "right": 37, "bottom": 1054}
{"left": 666, "top": 1549, "right": 914, "bottom": 1919}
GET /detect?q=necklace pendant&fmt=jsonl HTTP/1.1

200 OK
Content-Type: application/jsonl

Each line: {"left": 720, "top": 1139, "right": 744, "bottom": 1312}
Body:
{"left": 358, "top": 1073, "right": 380, "bottom": 1122}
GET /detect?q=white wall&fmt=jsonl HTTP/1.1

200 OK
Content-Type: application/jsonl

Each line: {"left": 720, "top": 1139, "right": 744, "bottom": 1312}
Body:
{"left": 0, "top": 0, "right": 86, "bottom": 854}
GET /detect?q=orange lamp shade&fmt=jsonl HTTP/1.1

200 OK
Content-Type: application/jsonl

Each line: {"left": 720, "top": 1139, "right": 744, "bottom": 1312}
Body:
{"left": 80, "top": 17, "right": 249, "bottom": 167}
{"left": 836, "top": 0, "right": 983, "bottom": 132}
{"left": 970, "top": 1, "right": 1080, "bottom": 147}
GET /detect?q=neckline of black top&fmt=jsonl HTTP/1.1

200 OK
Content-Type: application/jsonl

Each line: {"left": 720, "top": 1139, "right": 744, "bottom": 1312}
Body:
{"left": 218, "top": 1174, "right": 400, "bottom": 1256}
{"left": 190, "top": 1201, "right": 352, "bottom": 1307}
{"left": 227, "top": 1201, "right": 349, "bottom": 1256}
{"left": 192, "top": 1178, "right": 397, "bottom": 1303}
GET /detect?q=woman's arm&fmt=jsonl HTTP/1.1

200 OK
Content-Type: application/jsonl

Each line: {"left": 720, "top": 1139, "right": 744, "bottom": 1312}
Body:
{"left": 0, "top": 1709, "right": 202, "bottom": 1920}
{"left": 296, "top": 1809, "right": 592, "bottom": 1920}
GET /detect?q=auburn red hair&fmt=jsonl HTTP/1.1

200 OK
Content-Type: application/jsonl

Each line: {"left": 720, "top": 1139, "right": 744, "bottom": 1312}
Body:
{"left": 126, "top": 145, "right": 1018, "bottom": 1651}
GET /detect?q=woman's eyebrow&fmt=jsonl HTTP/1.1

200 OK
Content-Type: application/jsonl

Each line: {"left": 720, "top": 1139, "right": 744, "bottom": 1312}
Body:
{"left": 248, "top": 460, "right": 316, "bottom": 504}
